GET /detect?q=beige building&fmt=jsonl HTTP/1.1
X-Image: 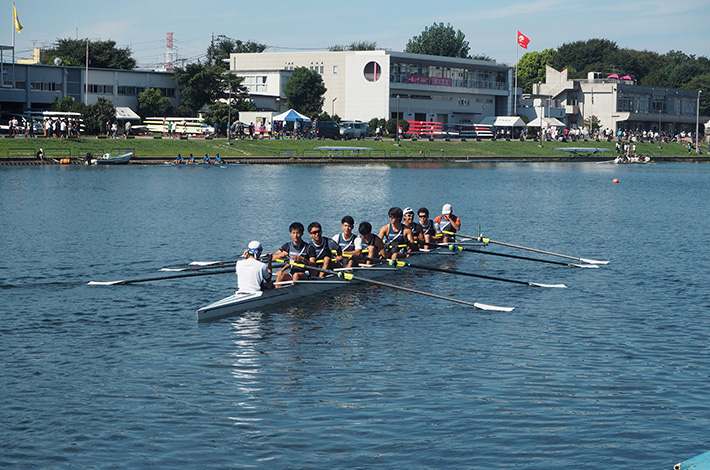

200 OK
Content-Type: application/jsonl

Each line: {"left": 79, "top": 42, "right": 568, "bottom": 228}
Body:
{"left": 531, "top": 66, "right": 705, "bottom": 135}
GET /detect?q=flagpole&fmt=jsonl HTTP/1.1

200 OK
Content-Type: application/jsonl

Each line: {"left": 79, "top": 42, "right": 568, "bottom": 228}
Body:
{"left": 85, "top": 39, "right": 89, "bottom": 104}
{"left": 514, "top": 31, "right": 518, "bottom": 116}
{"left": 12, "top": 3, "right": 16, "bottom": 88}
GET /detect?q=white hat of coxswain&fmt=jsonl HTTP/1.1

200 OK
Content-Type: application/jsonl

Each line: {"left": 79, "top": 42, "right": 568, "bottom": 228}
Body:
{"left": 247, "top": 240, "right": 262, "bottom": 253}
{"left": 442, "top": 203, "right": 452, "bottom": 215}
{"left": 403, "top": 207, "right": 414, "bottom": 214}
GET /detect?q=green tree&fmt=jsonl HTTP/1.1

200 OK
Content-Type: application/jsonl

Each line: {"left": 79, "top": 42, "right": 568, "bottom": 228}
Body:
{"left": 405, "top": 22, "right": 469, "bottom": 58}
{"left": 551, "top": 38, "right": 619, "bottom": 79}
{"left": 329, "top": 41, "right": 378, "bottom": 51}
{"left": 283, "top": 67, "right": 327, "bottom": 118}
{"left": 42, "top": 38, "right": 136, "bottom": 69}
{"left": 137, "top": 88, "right": 171, "bottom": 119}
{"left": 207, "top": 37, "right": 267, "bottom": 66}
{"left": 173, "top": 63, "right": 225, "bottom": 116}
{"left": 684, "top": 73, "right": 710, "bottom": 116}
{"left": 517, "top": 48, "right": 557, "bottom": 94}
{"left": 83, "top": 97, "right": 116, "bottom": 135}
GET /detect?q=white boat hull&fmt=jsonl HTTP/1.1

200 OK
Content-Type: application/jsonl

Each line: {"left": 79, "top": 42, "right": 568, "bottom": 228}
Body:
{"left": 196, "top": 250, "right": 459, "bottom": 322}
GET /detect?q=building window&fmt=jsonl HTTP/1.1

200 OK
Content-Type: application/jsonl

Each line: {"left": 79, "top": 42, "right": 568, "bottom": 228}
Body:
{"left": 364, "top": 61, "right": 381, "bottom": 82}
{"left": 333, "top": 65, "right": 338, "bottom": 74}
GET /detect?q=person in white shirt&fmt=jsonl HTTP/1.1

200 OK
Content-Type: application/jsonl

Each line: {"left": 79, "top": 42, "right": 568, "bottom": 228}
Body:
{"left": 236, "top": 241, "right": 273, "bottom": 293}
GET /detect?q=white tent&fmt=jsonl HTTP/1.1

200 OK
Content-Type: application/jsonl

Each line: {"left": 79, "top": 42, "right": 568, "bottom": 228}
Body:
{"left": 272, "top": 108, "right": 311, "bottom": 122}
{"left": 526, "top": 116, "right": 566, "bottom": 128}
{"left": 480, "top": 116, "right": 526, "bottom": 127}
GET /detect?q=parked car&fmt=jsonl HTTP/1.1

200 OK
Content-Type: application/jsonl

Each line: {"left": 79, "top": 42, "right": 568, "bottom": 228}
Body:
{"left": 315, "top": 121, "right": 340, "bottom": 139}
{"left": 339, "top": 121, "right": 368, "bottom": 140}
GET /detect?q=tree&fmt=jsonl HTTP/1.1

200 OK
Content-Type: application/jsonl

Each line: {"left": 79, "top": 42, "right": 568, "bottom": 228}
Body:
{"left": 173, "top": 63, "right": 225, "bottom": 116}
{"left": 517, "top": 49, "right": 557, "bottom": 94}
{"left": 685, "top": 73, "right": 710, "bottom": 116}
{"left": 283, "top": 67, "right": 327, "bottom": 118}
{"left": 82, "top": 97, "right": 115, "bottom": 135}
{"left": 207, "top": 37, "right": 267, "bottom": 66}
{"left": 137, "top": 88, "right": 171, "bottom": 119}
{"left": 551, "top": 38, "right": 619, "bottom": 79}
{"left": 41, "top": 38, "right": 136, "bottom": 69}
{"left": 405, "top": 23, "right": 469, "bottom": 58}
{"left": 329, "top": 41, "right": 378, "bottom": 51}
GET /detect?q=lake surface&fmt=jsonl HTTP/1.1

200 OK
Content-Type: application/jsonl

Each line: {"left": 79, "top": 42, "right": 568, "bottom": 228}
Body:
{"left": 2, "top": 162, "right": 709, "bottom": 469}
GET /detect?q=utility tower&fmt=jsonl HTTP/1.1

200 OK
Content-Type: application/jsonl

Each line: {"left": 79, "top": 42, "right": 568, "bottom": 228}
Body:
{"left": 165, "top": 32, "right": 175, "bottom": 70}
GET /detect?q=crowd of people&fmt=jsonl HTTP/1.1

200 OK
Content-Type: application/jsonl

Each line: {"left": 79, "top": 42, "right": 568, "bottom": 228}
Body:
{"left": 235, "top": 205, "right": 462, "bottom": 293}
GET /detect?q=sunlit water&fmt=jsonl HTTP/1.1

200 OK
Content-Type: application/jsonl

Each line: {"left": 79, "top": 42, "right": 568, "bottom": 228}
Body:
{"left": 2, "top": 162, "right": 709, "bottom": 469}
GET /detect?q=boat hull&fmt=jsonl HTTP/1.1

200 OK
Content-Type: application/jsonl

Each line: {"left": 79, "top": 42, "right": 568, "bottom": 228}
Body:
{"left": 196, "top": 249, "right": 462, "bottom": 322}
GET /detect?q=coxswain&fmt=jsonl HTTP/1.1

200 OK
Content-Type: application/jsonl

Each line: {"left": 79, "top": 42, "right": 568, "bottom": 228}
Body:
{"left": 272, "top": 222, "right": 317, "bottom": 285}
{"left": 332, "top": 216, "right": 359, "bottom": 267}
{"left": 378, "top": 207, "right": 415, "bottom": 259}
{"left": 434, "top": 203, "right": 461, "bottom": 243}
{"left": 417, "top": 207, "right": 437, "bottom": 246}
{"left": 236, "top": 241, "right": 273, "bottom": 293}
{"left": 357, "top": 221, "right": 386, "bottom": 263}
{"left": 308, "top": 222, "right": 341, "bottom": 276}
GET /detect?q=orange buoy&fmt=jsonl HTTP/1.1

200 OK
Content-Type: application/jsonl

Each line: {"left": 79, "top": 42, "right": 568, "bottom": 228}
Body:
{"left": 612, "top": 178, "right": 619, "bottom": 184}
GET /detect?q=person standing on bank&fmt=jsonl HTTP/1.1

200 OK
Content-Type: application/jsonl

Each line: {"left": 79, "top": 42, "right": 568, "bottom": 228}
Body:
{"left": 434, "top": 203, "right": 461, "bottom": 243}
{"left": 236, "top": 241, "right": 273, "bottom": 293}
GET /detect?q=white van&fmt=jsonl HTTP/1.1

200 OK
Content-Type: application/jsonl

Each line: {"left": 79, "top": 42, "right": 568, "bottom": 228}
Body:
{"left": 339, "top": 121, "right": 368, "bottom": 139}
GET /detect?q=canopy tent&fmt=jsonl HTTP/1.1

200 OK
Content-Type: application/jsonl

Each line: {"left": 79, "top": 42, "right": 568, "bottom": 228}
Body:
{"left": 273, "top": 109, "right": 311, "bottom": 122}
{"left": 115, "top": 107, "right": 141, "bottom": 121}
{"left": 526, "top": 116, "right": 566, "bottom": 128}
{"left": 480, "top": 116, "right": 526, "bottom": 127}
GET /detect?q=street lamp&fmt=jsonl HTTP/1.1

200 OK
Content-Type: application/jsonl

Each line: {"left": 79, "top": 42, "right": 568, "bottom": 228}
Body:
{"left": 227, "top": 82, "right": 232, "bottom": 144}
{"left": 396, "top": 95, "right": 400, "bottom": 145}
{"left": 331, "top": 97, "right": 337, "bottom": 118}
{"left": 696, "top": 90, "right": 702, "bottom": 154}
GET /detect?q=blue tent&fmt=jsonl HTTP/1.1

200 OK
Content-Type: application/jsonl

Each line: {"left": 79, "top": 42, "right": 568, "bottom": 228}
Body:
{"left": 273, "top": 109, "right": 311, "bottom": 122}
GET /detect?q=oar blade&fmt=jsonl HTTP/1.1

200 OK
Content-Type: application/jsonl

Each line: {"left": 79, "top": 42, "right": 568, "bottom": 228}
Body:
{"left": 579, "top": 258, "right": 610, "bottom": 265}
{"left": 88, "top": 280, "right": 125, "bottom": 286}
{"left": 473, "top": 302, "right": 515, "bottom": 312}
{"left": 529, "top": 282, "right": 567, "bottom": 288}
{"left": 570, "top": 263, "right": 599, "bottom": 268}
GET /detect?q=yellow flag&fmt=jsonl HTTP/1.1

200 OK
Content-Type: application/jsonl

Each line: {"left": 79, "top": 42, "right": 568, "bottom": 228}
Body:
{"left": 13, "top": 4, "right": 22, "bottom": 33}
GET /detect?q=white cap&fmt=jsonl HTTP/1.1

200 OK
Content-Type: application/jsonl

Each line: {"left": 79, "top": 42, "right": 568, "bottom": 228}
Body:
{"left": 403, "top": 207, "right": 414, "bottom": 215}
{"left": 247, "top": 240, "right": 262, "bottom": 253}
{"left": 442, "top": 203, "right": 452, "bottom": 215}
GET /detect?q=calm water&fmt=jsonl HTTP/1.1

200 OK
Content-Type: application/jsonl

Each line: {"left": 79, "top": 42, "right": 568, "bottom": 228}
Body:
{"left": 2, "top": 162, "right": 709, "bottom": 469}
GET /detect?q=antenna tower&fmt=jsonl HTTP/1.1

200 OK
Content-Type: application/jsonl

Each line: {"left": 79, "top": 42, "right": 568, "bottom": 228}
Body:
{"left": 165, "top": 32, "right": 175, "bottom": 70}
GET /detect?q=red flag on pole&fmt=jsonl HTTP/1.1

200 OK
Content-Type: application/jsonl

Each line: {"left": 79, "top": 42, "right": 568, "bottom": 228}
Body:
{"left": 517, "top": 30, "right": 530, "bottom": 49}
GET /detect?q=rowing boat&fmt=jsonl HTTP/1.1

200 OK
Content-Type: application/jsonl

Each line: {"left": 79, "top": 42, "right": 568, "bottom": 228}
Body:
{"left": 92, "top": 151, "right": 133, "bottom": 165}
{"left": 196, "top": 248, "right": 462, "bottom": 322}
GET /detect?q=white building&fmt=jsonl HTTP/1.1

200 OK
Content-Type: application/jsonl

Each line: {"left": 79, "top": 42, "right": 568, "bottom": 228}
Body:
{"left": 229, "top": 50, "right": 513, "bottom": 128}
{"left": 528, "top": 66, "right": 705, "bottom": 135}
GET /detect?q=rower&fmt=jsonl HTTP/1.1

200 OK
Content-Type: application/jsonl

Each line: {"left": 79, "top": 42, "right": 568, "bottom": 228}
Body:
{"left": 173, "top": 154, "right": 185, "bottom": 164}
{"left": 236, "top": 240, "right": 273, "bottom": 293}
{"left": 308, "top": 222, "right": 341, "bottom": 277}
{"left": 434, "top": 203, "right": 461, "bottom": 243}
{"left": 417, "top": 207, "right": 437, "bottom": 246}
{"left": 202, "top": 153, "right": 211, "bottom": 164}
{"left": 272, "top": 222, "right": 317, "bottom": 285}
{"left": 332, "top": 215, "right": 359, "bottom": 267}
{"left": 378, "top": 207, "right": 415, "bottom": 259}
{"left": 402, "top": 207, "right": 424, "bottom": 250}
{"left": 187, "top": 154, "right": 195, "bottom": 164}
{"left": 357, "top": 221, "right": 386, "bottom": 263}
{"left": 215, "top": 153, "right": 224, "bottom": 164}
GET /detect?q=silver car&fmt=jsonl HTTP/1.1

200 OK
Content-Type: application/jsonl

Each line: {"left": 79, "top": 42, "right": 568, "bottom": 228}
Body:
{"left": 339, "top": 121, "right": 368, "bottom": 139}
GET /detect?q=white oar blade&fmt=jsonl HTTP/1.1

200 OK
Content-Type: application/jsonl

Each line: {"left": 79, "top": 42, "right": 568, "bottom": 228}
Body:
{"left": 473, "top": 302, "right": 515, "bottom": 312}
{"left": 529, "top": 282, "right": 567, "bottom": 288}
{"left": 88, "top": 280, "right": 124, "bottom": 286}
{"left": 189, "top": 261, "right": 221, "bottom": 266}
{"left": 571, "top": 263, "right": 599, "bottom": 268}
{"left": 579, "top": 258, "right": 609, "bottom": 265}
{"left": 159, "top": 268, "right": 185, "bottom": 272}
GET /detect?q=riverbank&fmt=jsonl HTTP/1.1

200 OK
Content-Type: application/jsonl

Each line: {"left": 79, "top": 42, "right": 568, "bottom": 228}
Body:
{"left": 1, "top": 134, "right": 707, "bottom": 164}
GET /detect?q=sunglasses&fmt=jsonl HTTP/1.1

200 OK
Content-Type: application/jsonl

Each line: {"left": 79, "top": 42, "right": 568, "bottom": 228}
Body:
{"left": 310, "top": 230, "right": 321, "bottom": 235}
{"left": 418, "top": 214, "right": 428, "bottom": 218}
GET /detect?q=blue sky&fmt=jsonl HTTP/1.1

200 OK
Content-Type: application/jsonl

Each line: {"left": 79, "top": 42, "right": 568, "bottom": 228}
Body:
{"left": 7, "top": 0, "right": 709, "bottom": 69}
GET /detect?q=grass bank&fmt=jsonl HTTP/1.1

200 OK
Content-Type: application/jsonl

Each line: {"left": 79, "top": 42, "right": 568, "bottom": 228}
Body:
{"left": 0, "top": 134, "right": 701, "bottom": 160}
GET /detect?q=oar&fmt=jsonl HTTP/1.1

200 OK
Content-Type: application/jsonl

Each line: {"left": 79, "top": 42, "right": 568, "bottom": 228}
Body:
{"left": 288, "top": 261, "right": 514, "bottom": 312}
{"left": 161, "top": 256, "right": 281, "bottom": 272}
{"left": 445, "top": 244, "right": 598, "bottom": 268}
{"left": 88, "top": 268, "right": 234, "bottom": 285}
{"left": 348, "top": 255, "right": 566, "bottom": 288}
{"left": 445, "top": 231, "right": 609, "bottom": 265}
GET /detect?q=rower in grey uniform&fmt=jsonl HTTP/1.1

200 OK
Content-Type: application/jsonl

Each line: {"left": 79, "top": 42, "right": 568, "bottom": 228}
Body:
{"left": 332, "top": 215, "right": 360, "bottom": 267}
{"left": 357, "top": 221, "right": 386, "bottom": 263}
{"left": 417, "top": 207, "right": 437, "bottom": 246}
